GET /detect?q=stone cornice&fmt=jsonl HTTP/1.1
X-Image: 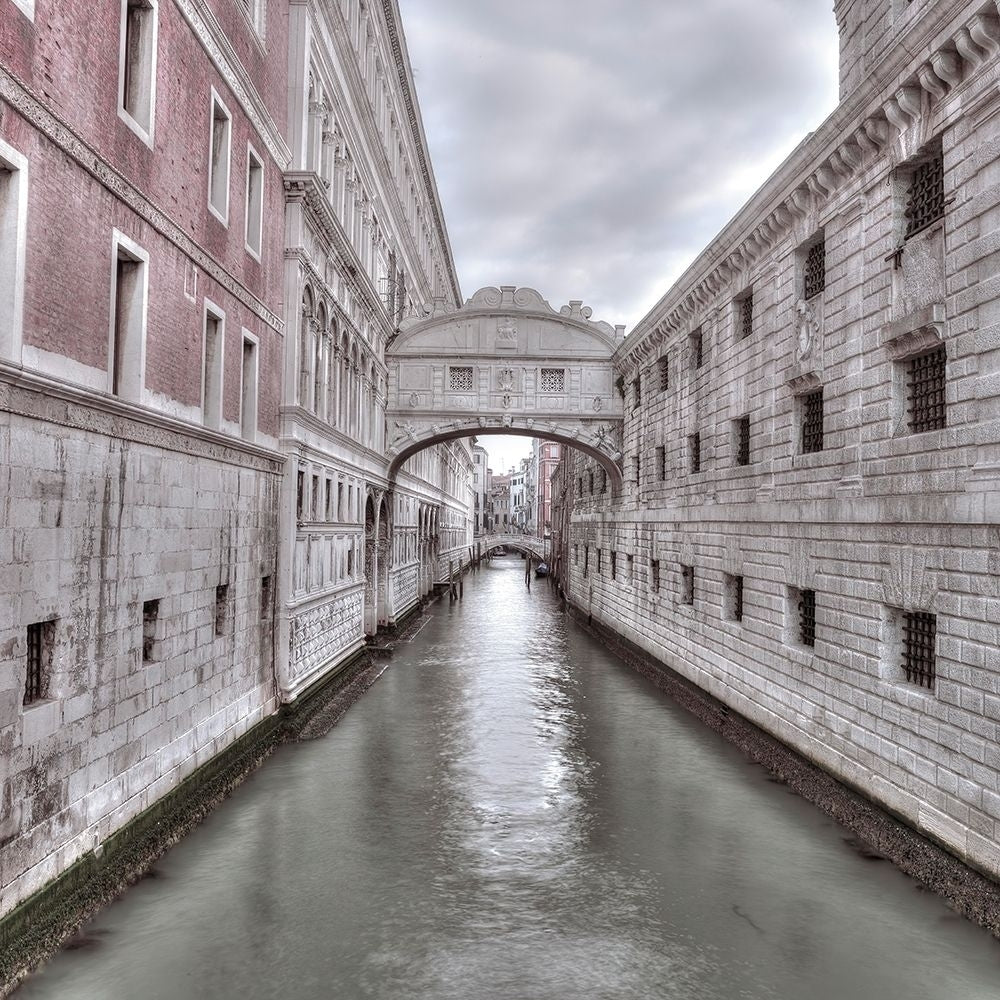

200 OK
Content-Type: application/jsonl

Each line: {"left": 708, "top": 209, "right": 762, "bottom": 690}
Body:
{"left": 0, "top": 362, "right": 284, "bottom": 474}
{"left": 378, "top": 0, "right": 463, "bottom": 307}
{"left": 284, "top": 172, "right": 395, "bottom": 347}
{"left": 0, "top": 65, "right": 284, "bottom": 335}
{"left": 172, "top": 0, "right": 291, "bottom": 167}
{"left": 617, "top": 0, "right": 1000, "bottom": 374}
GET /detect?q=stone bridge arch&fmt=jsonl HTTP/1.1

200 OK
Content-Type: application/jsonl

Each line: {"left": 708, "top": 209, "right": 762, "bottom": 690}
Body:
{"left": 385, "top": 287, "right": 625, "bottom": 487}
{"left": 480, "top": 533, "right": 547, "bottom": 561}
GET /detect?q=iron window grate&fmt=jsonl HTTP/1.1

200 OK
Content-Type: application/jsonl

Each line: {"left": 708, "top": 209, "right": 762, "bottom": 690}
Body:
{"left": 610, "top": 552, "right": 617, "bottom": 580}
{"left": 142, "top": 599, "right": 159, "bottom": 662}
{"left": 633, "top": 376, "right": 641, "bottom": 407}
{"left": 659, "top": 356, "right": 670, "bottom": 391}
{"left": 798, "top": 589, "right": 816, "bottom": 647}
{"left": 651, "top": 560, "right": 660, "bottom": 593}
{"left": 904, "top": 154, "right": 945, "bottom": 240}
{"left": 24, "top": 622, "right": 45, "bottom": 705}
{"left": 902, "top": 611, "right": 936, "bottom": 690}
{"left": 908, "top": 345, "right": 946, "bottom": 433}
{"left": 801, "top": 390, "right": 824, "bottom": 453}
{"left": 681, "top": 565, "right": 694, "bottom": 604}
{"left": 449, "top": 366, "right": 474, "bottom": 392}
{"left": 690, "top": 433, "right": 701, "bottom": 473}
{"left": 737, "top": 415, "right": 750, "bottom": 466}
{"left": 540, "top": 368, "right": 565, "bottom": 392}
{"left": 804, "top": 240, "right": 826, "bottom": 300}
{"left": 691, "top": 329, "right": 704, "bottom": 369}
{"left": 740, "top": 295, "right": 753, "bottom": 340}
{"left": 733, "top": 575, "right": 744, "bottom": 622}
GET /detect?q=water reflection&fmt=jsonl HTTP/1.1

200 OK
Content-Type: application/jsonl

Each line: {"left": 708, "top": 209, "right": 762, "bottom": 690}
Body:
{"left": 18, "top": 556, "right": 1000, "bottom": 1000}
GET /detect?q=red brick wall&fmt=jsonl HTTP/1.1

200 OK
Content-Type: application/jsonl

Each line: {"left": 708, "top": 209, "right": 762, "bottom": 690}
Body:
{"left": 0, "top": 0, "right": 286, "bottom": 438}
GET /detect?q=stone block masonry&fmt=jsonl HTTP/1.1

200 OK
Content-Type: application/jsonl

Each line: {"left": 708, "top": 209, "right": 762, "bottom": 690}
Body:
{"left": 0, "top": 383, "right": 283, "bottom": 915}
{"left": 556, "top": 0, "right": 1000, "bottom": 884}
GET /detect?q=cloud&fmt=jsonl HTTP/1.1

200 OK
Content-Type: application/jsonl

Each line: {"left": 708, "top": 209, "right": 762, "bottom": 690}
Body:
{"left": 402, "top": 0, "right": 839, "bottom": 328}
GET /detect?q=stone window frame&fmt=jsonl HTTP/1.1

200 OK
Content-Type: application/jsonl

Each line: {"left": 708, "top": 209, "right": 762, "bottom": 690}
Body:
{"left": 785, "top": 585, "right": 816, "bottom": 649}
{"left": 23, "top": 619, "right": 56, "bottom": 707}
{"left": 655, "top": 444, "right": 666, "bottom": 481}
{"left": 214, "top": 584, "right": 230, "bottom": 638}
{"left": 733, "top": 414, "right": 751, "bottom": 467}
{"left": 688, "top": 432, "right": 701, "bottom": 474}
{"left": 118, "top": 0, "right": 159, "bottom": 148}
{"left": 680, "top": 564, "right": 695, "bottom": 605}
{"left": 0, "top": 138, "right": 29, "bottom": 363}
{"left": 881, "top": 305, "right": 948, "bottom": 439}
{"left": 201, "top": 298, "right": 226, "bottom": 430}
{"left": 240, "top": 329, "right": 259, "bottom": 441}
{"left": 650, "top": 559, "right": 661, "bottom": 594}
{"left": 798, "top": 229, "right": 826, "bottom": 302}
{"left": 142, "top": 598, "right": 161, "bottom": 663}
{"left": 447, "top": 365, "right": 474, "bottom": 392}
{"left": 109, "top": 228, "right": 150, "bottom": 403}
{"left": 734, "top": 287, "right": 754, "bottom": 342}
{"left": 539, "top": 367, "right": 566, "bottom": 393}
{"left": 689, "top": 327, "right": 704, "bottom": 371}
{"left": 207, "top": 87, "right": 233, "bottom": 226}
{"left": 658, "top": 354, "right": 670, "bottom": 391}
{"left": 244, "top": 142, "right": 264, "bottom": 260}
{"left": 880, "top": 604, "right": 938, "bottom": 694}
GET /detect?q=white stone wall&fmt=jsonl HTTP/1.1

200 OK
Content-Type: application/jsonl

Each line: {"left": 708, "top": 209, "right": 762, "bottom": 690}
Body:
{"left": 567, "top": 0, "right": 1000, "bottom": 879}
{"left": 0, "top": 395, "right": 281, "bottom": 914}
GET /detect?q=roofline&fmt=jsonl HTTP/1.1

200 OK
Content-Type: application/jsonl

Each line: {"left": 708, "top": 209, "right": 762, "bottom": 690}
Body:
{"left": 380, "top": 0, "right": 463, "bottom": 308}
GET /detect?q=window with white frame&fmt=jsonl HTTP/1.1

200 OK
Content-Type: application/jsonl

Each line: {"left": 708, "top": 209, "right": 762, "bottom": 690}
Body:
{"left": 245, "top": 144, "right": 263, "bottom": 258}
{"left": 118, "top": 0, "right": 158, "bottom": 144}
{"left": 0, "top": 140, "right": 28, "bottom": 362}
{"left": 240, "top": 331, "right": 258, "bottom": 440}
{"left": 208, "top": 90, "right": 232, "bottom": 223}
{"left": 109, "top": 230, "right": 149, "bottom": 402}
{"left": 202, "top": 302, "right": 225, "bottom": 429}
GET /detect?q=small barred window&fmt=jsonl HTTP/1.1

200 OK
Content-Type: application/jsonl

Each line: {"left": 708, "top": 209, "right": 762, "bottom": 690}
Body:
{"left": 902, "top": 611, "right": 936, "bottom": 690}
{"left": 651, "top": 559, "right": 661, "bottom": 593}
{"left": 804, "top": 240, "right": 826, "bottom": 300}
{"left": 656, "top": 445, "right": 666, "bottom": 481}
{"left": 689, "top": 432, "right": 701, "bottom": 473}
{"left": 904, "top": 153, "right": 945, "bottom": 240}
{"left": 659, "top": 356, "right": 669, "bottom": 391}
{"left": 632, "top": 375, "right": 641, "bottom": 407}
{"left": 736, "top": 415, "right": 750, "bottom": 466}
{"left": 798, "top": 589, "right": 816, "bottom": 647}
{"left": 681, "top": 564, "right": 694, "bottom": 605}
{"left": 540, "top": 368, "right": 565, "bottom": 393}
{"left": 908, "top": 345, "right": 946, "bottom": 433}
{"left": 801, "top": 390, "right": 824, "bottom": 454}
{"left": 690, "top": 329, "right": 704, "bottom": 370}
{"left": 449, "top": 366, "right": 474, "bottom": 392}
{"left": 24, "top": 620, "right": 54, "bottom": 706}
{"left": 610, "top": 551, "right": 617, "bottom": 580}
{"left": 739, "top": 294, "right": 753, "bottom": 340}
{"left": 727, "top": 574, "right": 744, "bottom": 623}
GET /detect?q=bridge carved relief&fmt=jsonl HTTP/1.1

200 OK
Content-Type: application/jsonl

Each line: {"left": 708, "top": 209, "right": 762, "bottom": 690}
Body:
{"left": 385, "top": 286, "right": 625, "bottom": 487}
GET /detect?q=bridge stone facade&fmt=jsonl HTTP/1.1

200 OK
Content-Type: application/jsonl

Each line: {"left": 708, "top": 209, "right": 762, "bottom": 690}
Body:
{"left": 386, "top": 286, "right": 626, "bottom": 488}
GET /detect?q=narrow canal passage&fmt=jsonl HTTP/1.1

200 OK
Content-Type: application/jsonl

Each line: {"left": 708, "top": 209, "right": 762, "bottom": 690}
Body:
{"left": 19, "top": 557, "right": 1000, "bottom": 999}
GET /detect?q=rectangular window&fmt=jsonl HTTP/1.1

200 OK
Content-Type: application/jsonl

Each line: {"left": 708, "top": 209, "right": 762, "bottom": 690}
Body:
{"left": 659, "top": 355, "right": 669, "bottom": 391}
{"left": 110, "top": 231, "right": 149, "bottom": 401}
{"left": 240, "top": 333, "right": 258, "bottom": 441}
{"left": 245, "top": 144, "right": 264, "bottom": 258}
{"left": 260, "top": 575, "right": 272, "bottom": 621}
{"left": 600, "top": 468, "right": 608, "bottom": 494}
{"left": 0, "top": 141, "right": 29, "bottom": 362}
{"left": 651, "top": 559, "right": 660, "bottom": 594}
{"left": 690, "top": 328, "right": 704, "bottom": 370}
{"left": 632, "top": 375, "right": 641, "bottom": 408}
{"left": 798, "top": 588, "right": 816, "bottom": 647}
{"left": 801, "top": 389, "right": 824, "bottom": 453}
{"left": 597, "top": 549, "right": 603, "bottom": 576}
{"left": 337, "top": 482, "right": 344, "bottom": 520}
{"left": 202, "top": 304, "right": 224, "bottom": 430}
{"left": 725, "top": 574, "right": 744, "bottom": 623}
{"left": 901, "top": 611, "right": 936, "bottom": 690}
{"left": 142, "top": 599, "right": 159, "bottom": 662}
{"left": 214, "top": 584, "right": 229, "bottom": 637}
{"left": 347, "top": 546, "right": 354, "bottom": 577}
{"left": 735, "top": 415, "right": 751, "bottom": 466}
{"left": 583, "top": 546, "right": 589, "bottom": 578}
{"left": 449, "top": 366, "right": 474, "bottom": 391}
{"left": 738, "top": 292, "right": 754, "bottom": 341}
{"left": 208, "top": 90, "right": 232, "bottom": 223}
{"left": 539, "top": 368, "right": 565, "bottom": 392}
{"left": 296, "top": 471, "right": 305, "bottom": 520}
{"left": 587, "top": 471, "right": 594, "bottom": 494}
{"left": 610, "top": 551, "right": 617, "bottom": 581}
{"left": 577, "top": 476, "right": 583, "bottom": 498}
{"left": 626, "top": 554, "right": 634, "bottom": 584}
{"left": 119, "top": 0, "right": 158, "bottom": 143}
{"left": 680, "top": 565, "right": 694, "bottom": 605}
{"left": 632, "top": 455, "right": 640, "bottom": 485}
{"left": 904, "top": 150, "right": 945, "bottom": 240}
{"left": 908, "top": 345, "right": 946, "bottom": 433}
{"left": 689, "top": 432, "right": 701, "bottom": 474}
{"left": 803, "top": 238, "right": 826, "bottom": 300}
{"left": 325, "top": 478, "right": 333, "bottom": 520}
{"left": 24, "top": 620, "right": 55, "bottom": 706}
{"left": 655, "top": 445, "right": 665, "bottom": 481}
{"left": 311, "top": 474, "right": 320, "bottom": 520}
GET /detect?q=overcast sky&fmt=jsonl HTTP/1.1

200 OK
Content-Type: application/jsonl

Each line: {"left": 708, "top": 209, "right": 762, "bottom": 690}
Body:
{"left": 402, "top": 0, "right": 841, "bottom": 473}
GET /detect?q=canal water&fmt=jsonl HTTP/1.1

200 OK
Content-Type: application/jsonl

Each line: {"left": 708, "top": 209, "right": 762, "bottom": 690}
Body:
{"left": 18, "top": 556, "right": 1000, "bottom": 999}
